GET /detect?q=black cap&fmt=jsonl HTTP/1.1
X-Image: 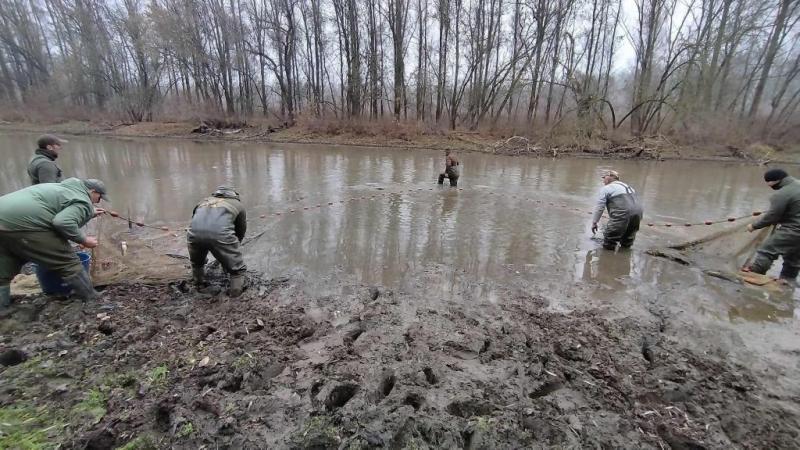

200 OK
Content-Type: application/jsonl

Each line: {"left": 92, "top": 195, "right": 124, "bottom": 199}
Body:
{"left": 764, "top": 169, "right": 788, "bottom": 182}
{"left": 37, "top": 134, "right": 68, "bottom": 149}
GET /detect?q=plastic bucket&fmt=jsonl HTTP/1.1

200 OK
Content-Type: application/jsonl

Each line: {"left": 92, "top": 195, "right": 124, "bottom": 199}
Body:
{"left": 34, "top": 252, "right": 91, "bottom": 295}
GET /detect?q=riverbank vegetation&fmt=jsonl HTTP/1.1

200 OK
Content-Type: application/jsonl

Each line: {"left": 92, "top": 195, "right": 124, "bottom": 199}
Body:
{"left": 0, "top": 0, "right": 799, "bottom": 158}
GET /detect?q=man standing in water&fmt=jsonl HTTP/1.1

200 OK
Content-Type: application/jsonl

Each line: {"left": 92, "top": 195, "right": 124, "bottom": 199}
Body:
{"left": 187, "top": 186, "right": 247, "bottom": 297}
{"left": 28, "top": 134, "right": 67, "bottom": 185}
{"left": 591, "top": 170, "right": 643, "bottom": 250}
{"left": 0, "top": 178, "right": 108, "bottom": 308}
{"left": 438, "top": 150, "right": 460, "bottom": 187}
{"left": 745, "top": 169, "right": 800, "bottom": 283}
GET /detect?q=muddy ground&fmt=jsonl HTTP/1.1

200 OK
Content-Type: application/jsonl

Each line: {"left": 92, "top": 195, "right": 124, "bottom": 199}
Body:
{"left": 1, "top": 269, "right": 798, "bottom": 449}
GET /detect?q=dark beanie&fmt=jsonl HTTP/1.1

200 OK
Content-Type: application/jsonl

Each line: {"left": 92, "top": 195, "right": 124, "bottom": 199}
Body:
{"left": 764, "top": 168, "right": 788, "bottom": 182}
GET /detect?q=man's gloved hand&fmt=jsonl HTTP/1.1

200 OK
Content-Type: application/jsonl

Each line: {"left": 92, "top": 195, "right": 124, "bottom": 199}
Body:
{"left": 591, "top": 223, "right": 598, "bottom": 234}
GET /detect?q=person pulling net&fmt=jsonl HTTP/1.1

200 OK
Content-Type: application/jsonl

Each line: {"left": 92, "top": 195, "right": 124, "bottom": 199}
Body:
{"left": 648, "top": 168, "right": 800, "bottom": 290}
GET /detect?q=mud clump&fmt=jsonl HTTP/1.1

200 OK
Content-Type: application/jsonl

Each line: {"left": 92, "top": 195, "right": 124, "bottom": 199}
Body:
{"left": 0, "top": 274, "right": 798, "bottom": 448}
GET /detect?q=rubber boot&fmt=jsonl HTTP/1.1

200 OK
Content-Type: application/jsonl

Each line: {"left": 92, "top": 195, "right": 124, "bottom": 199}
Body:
{"left": 66, "top": 270, "right": 99, "bottom": 301}
{"left": 0, "top": 285, "right": 11, "bottom": 308}
{"left": 779, "top": 264, "right": 799, "bottom": 286}
{"left": 192, "top": 266, "right": 205, "bottom": 286}
{"left": 193, "top": 266, "right": 220, "bottom": 294}
{"left": 228, "top": 274, "right": 245, "bottom": 298}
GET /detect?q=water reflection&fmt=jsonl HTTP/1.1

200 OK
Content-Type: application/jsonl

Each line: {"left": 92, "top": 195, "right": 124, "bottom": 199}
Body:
{"left": 580, "top": 248, "right": 633, "bottom": 288}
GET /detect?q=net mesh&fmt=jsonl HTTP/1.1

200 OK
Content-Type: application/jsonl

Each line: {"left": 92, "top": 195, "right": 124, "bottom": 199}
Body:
{"left": 646, "top": 219, "right": 781, "bottom": 288}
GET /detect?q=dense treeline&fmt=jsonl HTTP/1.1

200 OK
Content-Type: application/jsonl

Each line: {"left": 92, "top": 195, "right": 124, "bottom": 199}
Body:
{"left": 1, "top": 0, "right": 799, "bottom": 141}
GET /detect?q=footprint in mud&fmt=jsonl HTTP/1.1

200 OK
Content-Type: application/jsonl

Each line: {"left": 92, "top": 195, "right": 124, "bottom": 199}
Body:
{"left": 324, "top": 383, "right": 359, "bottom": 410}
{"left": 0, "top": 348, "right": 28, "bottom": 367}
{"left": 403, "top": 392, "right": 425, "bottom": 410}
{"left": 375, "top": 371, "right": 396, "bottom": 402}
{"left": 423, "top": 367, "right": 439, "bottom": 385}
{"left": 446, "top": 399, "right": 496, "bottom": 418}
{"left": 528, "top": 381, "right": 564, "bottom": 399}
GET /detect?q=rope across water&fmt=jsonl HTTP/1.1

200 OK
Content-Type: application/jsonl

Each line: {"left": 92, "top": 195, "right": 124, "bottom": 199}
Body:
{"left": 100, "top": 187, "right": 764, "bottom": 232}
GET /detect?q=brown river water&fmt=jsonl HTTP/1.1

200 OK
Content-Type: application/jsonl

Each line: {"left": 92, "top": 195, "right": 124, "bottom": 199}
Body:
{"left": 0, "top": 132, "right": 797, "bottom": 325}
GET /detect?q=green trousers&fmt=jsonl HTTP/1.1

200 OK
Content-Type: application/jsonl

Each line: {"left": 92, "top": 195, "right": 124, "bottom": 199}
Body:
{"left": 0, "top": 230, "right": 84, "bottom": 287}
{"left": 188, "top": 238, "right": 246, "bottom": 275}
{"left": 749, "top": 228, "right": 800, "bottom": 279}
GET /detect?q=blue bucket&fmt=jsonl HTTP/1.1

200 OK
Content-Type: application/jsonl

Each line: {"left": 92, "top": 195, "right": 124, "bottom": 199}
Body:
{"left": 34, "top": 252, "right": 91, "bottom": 295}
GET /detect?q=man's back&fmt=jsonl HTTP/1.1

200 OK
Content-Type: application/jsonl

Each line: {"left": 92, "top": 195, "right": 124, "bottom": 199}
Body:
{"left": 0, "top": 178, "right": 92, "bottom": 232}
{"left": 189, "top": 196, "right": 246, "bottom": 243}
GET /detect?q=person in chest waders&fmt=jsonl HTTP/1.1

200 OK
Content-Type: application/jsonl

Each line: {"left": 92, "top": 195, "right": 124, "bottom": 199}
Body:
{"left": 28, "top": 134, "right": 67, "bottom": 185}
{"left": 743, "top": 169, "right": 800, "bottom": 284}
{"left": 188, "top": 186, "right": 247, "bottom": 297}
{"left": 591, "top": 170, "right": 644, "bottom": 250}
{"left": 438, "top": 150, "right": 460, "bottom": 187}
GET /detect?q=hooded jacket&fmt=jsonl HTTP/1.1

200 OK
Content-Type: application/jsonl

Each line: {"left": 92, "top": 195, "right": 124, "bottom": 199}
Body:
{"left": 0, "top": 178, "right": 94, "bottom": 243}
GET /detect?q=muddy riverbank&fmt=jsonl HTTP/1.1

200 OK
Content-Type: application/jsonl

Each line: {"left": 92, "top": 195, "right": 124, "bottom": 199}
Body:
{"left": 1, "top": 269, "right": 798, "bottom": 449}
{"left": 0, "top": 120, "right": 792, "bottom": 163}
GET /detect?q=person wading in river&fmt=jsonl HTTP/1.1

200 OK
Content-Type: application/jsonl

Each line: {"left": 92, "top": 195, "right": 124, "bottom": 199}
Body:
{"left": 28, "top": 134, "right": 67, "bottom": 185}
{"left": 187, "top": 186, "right": 247, "bottom": 297}
{"left": 744, "top": 169, "right": 800, "bottom": 284}
{"left": 591, "top": 170, "right": 644, "bottom": 250}
{"left": 438, "top": 150, "right": 460, "bottom": 187}
{"left": 0, "top": 178, "right": 108, "bottom": 308}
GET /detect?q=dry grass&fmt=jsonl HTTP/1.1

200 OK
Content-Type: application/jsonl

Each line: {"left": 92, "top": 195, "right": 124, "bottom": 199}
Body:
{"left": 1, "top": 104, "right": 798, "bottom": 160}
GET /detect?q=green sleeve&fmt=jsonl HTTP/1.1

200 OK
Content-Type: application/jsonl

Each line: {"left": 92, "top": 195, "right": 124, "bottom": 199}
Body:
{"left": 52, "top": 204, "right": 92, "bottom": 243}
{"left": 753, "top": 193, "right": 787, "bottom": 230}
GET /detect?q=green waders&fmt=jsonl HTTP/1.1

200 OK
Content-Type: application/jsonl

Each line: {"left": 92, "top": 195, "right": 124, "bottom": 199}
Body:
{"left": 603, "top": 185, "right": 643, "bottom": 250}
{"left": 188, "top": 239, "right": 246, "bottom": 297}
{"left": 749, "top": 228, "right": 800, "bottom": 281}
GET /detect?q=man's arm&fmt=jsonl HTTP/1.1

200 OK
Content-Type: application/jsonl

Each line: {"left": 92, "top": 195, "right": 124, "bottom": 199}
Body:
{"left": 752, "top": 193, "right": 788, "bottom": 230}
{"left": 591, "top": 187, "right": 609, "bottom": 225}
{"left": 234, "top": 209, "right": 247, "bottom": 242}
{"left": 52, "top": 204, "right": 92, "bottom": 243}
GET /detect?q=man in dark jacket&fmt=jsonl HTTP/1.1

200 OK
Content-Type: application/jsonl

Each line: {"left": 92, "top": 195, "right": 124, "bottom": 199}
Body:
{"left": 745, "top": 169, "right": 800, "bottom": 282}
{"left": 188, "top": 186, "right": 247, "bottom": 297}
{"left": 0, "top": 178, "right": 108, "bottom": 308}
{"left": 28, "top": 134, "right": 67, "bottom": 185}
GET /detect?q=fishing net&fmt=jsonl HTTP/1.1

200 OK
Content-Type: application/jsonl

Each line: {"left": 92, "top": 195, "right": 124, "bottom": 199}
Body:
{"left": 646, "top": 219, "right": 783, "bottom": 289}
{"left": 89, "top": 226, "right": 190, "bottom": 286}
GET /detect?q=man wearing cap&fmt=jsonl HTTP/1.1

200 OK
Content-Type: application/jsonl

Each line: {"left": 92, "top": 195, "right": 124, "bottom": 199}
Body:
{"left": 187, "top": 186, "right": 247, "bottom": 297}
{"left": 745, "top": 169, "right": 800, "bottom": 283}
{"left": 28, "top": 134, "right": 68, "bottom": 185}
{"left": 0, "top": 178, "right": 108, "bottom": 308}
{"left": 591, "top": 170, "right": 644, "bottom": 250}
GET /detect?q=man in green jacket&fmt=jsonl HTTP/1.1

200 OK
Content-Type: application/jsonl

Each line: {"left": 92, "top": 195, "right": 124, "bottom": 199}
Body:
{"left": 188, "top": 186, "right": 247, "bottom": 297}
{"left": 745, "top": 169, "right": 800, "bottom": 282}
{"left": 0, "top": 178, "right": 108, "bottom": 308}
{"left": 28, "top": 134, "right": 67, "bottom": 185}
